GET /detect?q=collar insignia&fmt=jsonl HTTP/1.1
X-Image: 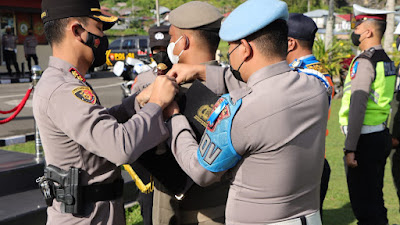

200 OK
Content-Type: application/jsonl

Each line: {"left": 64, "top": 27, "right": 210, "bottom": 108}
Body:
{"left": 69, "top": 68, "right": 86, "bottom": 82}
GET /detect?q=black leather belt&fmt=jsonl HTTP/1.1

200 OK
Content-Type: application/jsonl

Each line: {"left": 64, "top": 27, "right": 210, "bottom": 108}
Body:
{"left": 81, "top": 179, "right": 123, "bottom": 202}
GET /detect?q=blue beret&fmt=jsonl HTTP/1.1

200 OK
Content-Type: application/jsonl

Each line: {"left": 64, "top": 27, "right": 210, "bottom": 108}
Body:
{"left": 288, "top": 13, "right": 318, "bottom": 41}
{"left": 219, "top": 0, "right": 288, "bottom": 42}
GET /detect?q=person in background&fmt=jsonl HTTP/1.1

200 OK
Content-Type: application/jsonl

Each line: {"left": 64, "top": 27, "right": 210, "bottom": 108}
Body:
{"left": 286, "top": 13, "right": 334, "bottom": 219}
{"left": 2, "top": 26, "right": 20, "bottom": 77}
{"left": 339, "top": 4, "right": 396, "bottom": 225}
{"left": 24, "top": 28, "right": 39, "bottom": 72}
{"left": 389, "top": 22, "right": 400, "bottom": 214}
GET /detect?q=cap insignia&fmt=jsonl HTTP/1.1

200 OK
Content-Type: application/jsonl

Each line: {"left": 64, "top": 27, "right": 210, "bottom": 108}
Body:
{"left": 154, "top": 32, "right": 164, "bottom": 40}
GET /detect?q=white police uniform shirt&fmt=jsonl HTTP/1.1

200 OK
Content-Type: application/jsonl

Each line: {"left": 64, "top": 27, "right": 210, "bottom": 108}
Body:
{"left": 167, "top": 61, "right": 329, "bottom": 224}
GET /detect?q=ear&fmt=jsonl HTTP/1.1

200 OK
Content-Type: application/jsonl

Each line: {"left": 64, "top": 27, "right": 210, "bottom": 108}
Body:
{"left": 287, "top": 38, "right": 296, "bottom": 52}
{"left": 241, "top": 39, "right": 253, "bottom": 61}
{"left": 182, "top": 34, "right": 190, "bottom": 50}
{"left": 70, "top": 23, "right": 84, "bottom": 42}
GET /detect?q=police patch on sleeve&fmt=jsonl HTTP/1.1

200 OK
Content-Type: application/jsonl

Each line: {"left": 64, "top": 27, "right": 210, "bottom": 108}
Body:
{"left": 72, "top": 86, "right": 97, "bottom": 104}
{"left": 350, "top": 61, "right": 359, "bottom": 80}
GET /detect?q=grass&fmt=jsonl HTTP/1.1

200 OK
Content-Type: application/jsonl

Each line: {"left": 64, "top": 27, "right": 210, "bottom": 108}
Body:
{"left": 3, "top": 99, "right": 400, "bottom": 224}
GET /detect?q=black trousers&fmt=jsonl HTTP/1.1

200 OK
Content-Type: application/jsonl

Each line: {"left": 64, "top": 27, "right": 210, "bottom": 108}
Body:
{"left": 346, "top": 129, "right": 391, "bottom": 225}
{"left": 320, "top": 158, "right": 330, "bottom": 217}
{"left": 4, "top": 50, "right": 20, "bottom": 75}
{"left": 26, "top": 54, "right": 38, "bottom": 72}
{"left": 391, "top": 148, "right": 400, "bottom": 210}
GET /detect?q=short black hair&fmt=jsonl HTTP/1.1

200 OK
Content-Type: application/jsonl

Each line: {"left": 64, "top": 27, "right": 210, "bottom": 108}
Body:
{"left": 246, "top": 19, "right": 288, "bottom": 59}
{"left": 44, "top": 17, "right": 88, "bottom": 46}
{"left": 297, "top": 39, "right": 314, "bottom": 50}
{"left": 370, "top": 20, "right": 386, "bottom": 39}
{"left": 192, "top": 29, "right": 221, "bottom": 55}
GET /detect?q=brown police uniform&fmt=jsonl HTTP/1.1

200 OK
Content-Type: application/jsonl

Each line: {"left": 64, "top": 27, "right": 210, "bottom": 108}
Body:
{"left": 131, "top": 2, "right": 227, "bottom": 224}
{"left": 34, "top": 0, "right": 170, "bottom": 224}
{"left": 167, "top": 62, "right": 329, "bottom": 224}
{"left": 132, "top": 60, "right": 229, "bottom": 225}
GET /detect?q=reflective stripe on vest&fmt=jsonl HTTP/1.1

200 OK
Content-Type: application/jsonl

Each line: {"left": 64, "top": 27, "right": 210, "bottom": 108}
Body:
{"left": 339, "top": 59, "right": 396, "bottom": 126}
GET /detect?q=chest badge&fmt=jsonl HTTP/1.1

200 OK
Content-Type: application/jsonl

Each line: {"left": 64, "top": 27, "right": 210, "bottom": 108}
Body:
{"left": 72, "top": 86, "right": 97, "bottom": 104}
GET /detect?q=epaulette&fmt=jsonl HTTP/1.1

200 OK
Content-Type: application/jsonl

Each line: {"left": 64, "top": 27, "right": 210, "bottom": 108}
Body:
{"left": 362, "top": 47, "right": 376, "bottom": 59}
{"left": 69, "top": 67, "right": 86, "bottom": 82}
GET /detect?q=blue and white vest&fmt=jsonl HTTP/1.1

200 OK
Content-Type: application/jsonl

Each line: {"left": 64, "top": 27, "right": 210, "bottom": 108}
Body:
{"left": 197, "top": 94, "right": 242, "bottom": 172}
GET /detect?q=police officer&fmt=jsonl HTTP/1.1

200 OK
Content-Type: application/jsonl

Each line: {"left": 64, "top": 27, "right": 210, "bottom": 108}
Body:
{"left": 162, "top": 0, "right": 330, "bottom": 223}
{"left": 130, "top": 24, "right": 172, "bottom": 225}
{"left": 2, "top": 26, "right": 20, "bottom": 77}
{"left": 34, "top": 0, "right": 178, "bottom": 224}
{"left": 390, "top": 23, "right": 400, "bottom": 212}
{"left": 134, "top": 2, "right": 228, "bottom": 225}
{"left": 131, "top": 24, "right": 172, "bottom": 95}
{"left": 286, "top": 13, "right": 334, "bottom": 218}
{"left": 338, "top": 4, "right": 396, "bottom": 225}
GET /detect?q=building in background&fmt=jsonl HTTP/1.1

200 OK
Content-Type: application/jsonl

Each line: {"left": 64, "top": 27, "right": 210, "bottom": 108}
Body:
{"left": 0, "top": 0, "right": 51, "bottom": 74}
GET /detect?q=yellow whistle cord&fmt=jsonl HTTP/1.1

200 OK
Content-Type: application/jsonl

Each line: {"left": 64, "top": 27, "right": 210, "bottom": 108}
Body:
{"left": 123, "top": 164, "right": 154, "bottom": 194}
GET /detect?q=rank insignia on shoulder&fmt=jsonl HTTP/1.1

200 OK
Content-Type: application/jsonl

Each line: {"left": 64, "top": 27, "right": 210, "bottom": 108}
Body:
{"left": 69, "top": 68, "right": 86, "bottom": 82}
{"left": 290, "top": 59, "right": 302, "bottom": 69}
{"left": 350, "top": 61, "right": 359, "bottom": 80}
{"left": 72, "top": 86, "right": 97, "bottom": 104}
{"left": 306, "top": 63, "right": 328, "bottom": 75}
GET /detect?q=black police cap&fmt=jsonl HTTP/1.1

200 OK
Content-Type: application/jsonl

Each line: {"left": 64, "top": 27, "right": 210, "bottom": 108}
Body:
{"left": 149, "top": 25, "right": 171, "bottom": 49}
{"left": 41, "top": 0, "right": 118, "bottom": 30}
{"left": 288, "top": 13, "right": 318, "bottom": 41}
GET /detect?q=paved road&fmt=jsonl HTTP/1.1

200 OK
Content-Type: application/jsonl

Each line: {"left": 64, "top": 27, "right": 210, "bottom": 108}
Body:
{"left": 0, "top": 72, "right": 124, "bottom": 138}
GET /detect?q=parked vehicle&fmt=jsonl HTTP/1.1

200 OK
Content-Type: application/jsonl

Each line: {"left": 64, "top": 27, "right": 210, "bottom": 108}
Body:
{"left": 113, "top": 57, "right": 155, "bottom": 99}
{"left": 106, "top": 35, "right": 152, "bottom": 69}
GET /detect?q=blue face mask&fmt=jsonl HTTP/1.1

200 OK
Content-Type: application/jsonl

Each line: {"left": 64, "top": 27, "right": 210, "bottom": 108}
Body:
{"left": 227, "top": 43, "right": 245, "bottom": 82}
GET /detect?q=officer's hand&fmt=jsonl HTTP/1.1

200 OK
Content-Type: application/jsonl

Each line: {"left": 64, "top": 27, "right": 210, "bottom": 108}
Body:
{"left": 393, "top": 137, "right": 399, "bottom": 149}
{"left": 345, "top": 152, "right": 358, "bottom": 168}
{"left": 137, "top": 83, "right": 153, "bottom": 108}
{"left": 163, "top": 101, "right": 180, "bottom": 120}
{"left": 148, "top": 75, "right": 179, "bottom": 109}
{"left": 167, "top": 64, "right": 206, "bottom": 84}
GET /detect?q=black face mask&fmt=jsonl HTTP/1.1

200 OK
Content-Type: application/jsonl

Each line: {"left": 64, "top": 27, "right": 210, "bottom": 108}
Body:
{"left": 80, "top": 25, "right": 109, "bottom": 67}
{"left": 28, "top": 32, "right": 33, "bottom": 35}
{"left": 351, "top": 32, "right": 361, "bottom": 46}
{"left": 227, "top": 43, "right": 244, "bottom": 82}
{"left": 396, "top": 36, "right": 400, "bottom": 51}
{"left": 152, "top": 51, "right": 172, "bottom": 71}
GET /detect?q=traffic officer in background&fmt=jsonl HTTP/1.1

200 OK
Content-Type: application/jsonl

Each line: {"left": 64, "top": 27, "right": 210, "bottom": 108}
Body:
{"left": 338, "top": 4, "right": 396, "bottom": 225}
{"left": 161, "top": 0, "right": 330, "bottom": 223}
{"left": 133, "top": 2, "right": 229, "bottom": 224}
{"left": 286, "top": 13, "right": 334, "bottom": 219}
{"left": 33, "top": 0, "right": 178, "bottom": 224}
{"left": 389, "top": 22, "right": 400, "bottom": 213}
{"left": 131, "top": 24, "right": 172, "bottom": 95}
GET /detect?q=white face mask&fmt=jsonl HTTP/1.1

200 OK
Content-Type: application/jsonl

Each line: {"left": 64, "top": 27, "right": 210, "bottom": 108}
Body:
{"left": 167, "top": 36, "right": 184, "bottom": 64}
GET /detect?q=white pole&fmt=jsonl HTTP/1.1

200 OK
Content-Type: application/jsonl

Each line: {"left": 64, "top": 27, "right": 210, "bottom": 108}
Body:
{"left": 156, "top": 0, "right": 160, "bottom": 26}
